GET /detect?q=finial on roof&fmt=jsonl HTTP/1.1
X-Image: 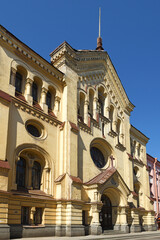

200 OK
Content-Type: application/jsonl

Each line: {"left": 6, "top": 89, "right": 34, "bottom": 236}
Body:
{"left": 96, "top": 7, "right": 104, "bottom": 51}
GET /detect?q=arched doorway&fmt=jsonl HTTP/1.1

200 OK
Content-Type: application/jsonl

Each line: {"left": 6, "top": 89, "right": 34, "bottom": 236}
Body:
{"left": 99, "top": 195, "right": 112, "bottom": 230}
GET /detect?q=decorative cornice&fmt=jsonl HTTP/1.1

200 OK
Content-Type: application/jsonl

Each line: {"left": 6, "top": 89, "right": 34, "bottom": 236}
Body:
{"left": 0, "top": 90, "right": 12, "bottom": 103}
{"left": 69, "top": 121, "right": 79, "bottom": 133}
{"left": 12, "top": 97, "right": 62, "bottom": 126}
{"left": 50, "top": 41, "right": 134, "bottom": 115}
{"left": 0, "top": 25, "right": 65, "bottom": 84}
{"left": 108, "top": 130, "right": 117, "bottom": 138}
{"left": 130, "top": 125, "right": 149, "bottom": 144}
{"left": 115, "top": 143, "right": 126, "bottom": 152}
{"left": 127, "top": 153, "right": 144, "bottom": 166}
{"left": 78, "top": 121, "right": 92, "bottom": 134}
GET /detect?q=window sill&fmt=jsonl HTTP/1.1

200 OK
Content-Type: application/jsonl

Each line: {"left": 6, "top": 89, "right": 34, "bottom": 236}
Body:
{"left": 22, "top": 225, "right": 45, "bottom": 228}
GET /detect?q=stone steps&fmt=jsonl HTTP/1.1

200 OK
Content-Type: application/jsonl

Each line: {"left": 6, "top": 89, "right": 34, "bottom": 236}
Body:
{"left": 103, "top": 230, "right": 124, "bottom": 235}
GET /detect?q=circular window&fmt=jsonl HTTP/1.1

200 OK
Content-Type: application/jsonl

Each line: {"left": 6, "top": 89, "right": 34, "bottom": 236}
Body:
{"left": 25, "top": 120, "right": 46, "bottom": 139}
{"left": 26, "top": 124, "right": 41, "bottom": 137}
{"left": 90, "top": 147, "right": 106, "bottom": 168}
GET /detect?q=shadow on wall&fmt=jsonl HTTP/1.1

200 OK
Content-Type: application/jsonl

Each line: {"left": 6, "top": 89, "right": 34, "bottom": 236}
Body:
{"left": 78, "top": 134, "right": 86, "bottom": 181}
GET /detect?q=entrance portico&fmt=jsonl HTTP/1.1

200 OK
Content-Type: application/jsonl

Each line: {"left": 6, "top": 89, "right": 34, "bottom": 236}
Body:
{"left": 84, "top": 166, "right": 130, "bottom": 234}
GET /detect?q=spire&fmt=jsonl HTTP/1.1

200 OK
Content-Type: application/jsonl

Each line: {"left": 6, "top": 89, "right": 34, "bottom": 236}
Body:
{"left": 96, "top": 7, "right": 104, "bottom": 51}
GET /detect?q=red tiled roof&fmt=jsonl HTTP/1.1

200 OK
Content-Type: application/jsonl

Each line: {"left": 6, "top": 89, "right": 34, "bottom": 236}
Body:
{"left": 69, "top": 121, "right": 79, "bottom": 133}
{"left": 33, "top": 102, "right": 43, "bottom": 111}
{"left": 15, "top": 92, "right": 27, "bottom": 102}
{"left": 0, "top": 160, "right": 10, "bottom": 170}
{"left": 48, "top": 109, "right": 56, "bottom": 118}
{"left": 59, "top": 122, "right": 65, "bottom": 130}
{"left": 69, "top": 175, "right": 83, "bottom": 184}
{"left": 55, "top": 173, "right": 83, "bottom": 184}
{"left": 54, "top": 173, "right": 66, "bottom": 183}
{"left": 0, "top": 90, "right": 11, "bottom": 102}
{"left": 85, "top": 167, "right": 117, "bottom": 185}
{"left": 11, "top": 189, "right": 54, "bottom": 200}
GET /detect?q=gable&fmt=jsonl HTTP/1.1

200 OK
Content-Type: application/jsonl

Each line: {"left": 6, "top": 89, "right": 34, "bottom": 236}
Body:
{"left": 50, "top": 42, "right": 134, "bottom": 115}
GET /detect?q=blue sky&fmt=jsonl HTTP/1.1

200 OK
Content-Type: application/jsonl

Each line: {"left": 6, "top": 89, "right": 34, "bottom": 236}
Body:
{"left": 1, "top": 0, "right": 160, "bottom": 158}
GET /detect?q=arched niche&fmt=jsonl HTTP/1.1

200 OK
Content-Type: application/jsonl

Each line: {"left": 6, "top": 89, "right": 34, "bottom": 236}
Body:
{"left": 12, "top": 144, "right": 53, "bottom": 195}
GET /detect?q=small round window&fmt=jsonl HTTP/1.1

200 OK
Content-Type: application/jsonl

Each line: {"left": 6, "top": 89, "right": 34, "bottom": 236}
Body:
{"left": 25, "top": 120, "right": 46, "bottom": 139}
{"left": 90, "top": 147, "right": 106, "bottom": 168}
{"left": 26, "top": 124, "right": 41, "bottom": 137}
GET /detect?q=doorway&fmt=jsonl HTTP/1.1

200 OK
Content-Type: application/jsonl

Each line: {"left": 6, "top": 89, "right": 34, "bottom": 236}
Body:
{"left": 99, "top": 195, "right": 112, "bottom": 230}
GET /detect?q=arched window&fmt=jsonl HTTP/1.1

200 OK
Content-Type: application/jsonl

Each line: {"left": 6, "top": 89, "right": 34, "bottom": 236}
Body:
{"left": 88, "top": 89, "right": 94, "bottom": 117}
{"left": 15, "top": 72, "right": 22, "bottom": 93}
{"left": 116, "top": 119, "right": 121, "bottom": 143}
{"left": 32, "top": 82, "right": 38, "bottom": 102}
{"left": 98, "top": 87, "right": 105, "bottom": 116}
{"left": 16, "top": 157, "right": 26, "bottom": 188}
{"left": 32, "top": 161, "right": 41, "bottom": 190}
{"left": 79, "top": 92, "right": 85, "bottom": 120}
{"left": 98, "top": 98, "right": 104, "bottom": 115}
{"left": 109, "top": 106, "right": 114, "bottom": 130}
{"left": 46, "top": 91, "right": 52, "bottom": 109}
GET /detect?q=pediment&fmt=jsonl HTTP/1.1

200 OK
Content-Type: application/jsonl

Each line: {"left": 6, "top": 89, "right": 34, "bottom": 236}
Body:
{"left": 50, "top": 41, "right": 134, "bottom": 115}
{"left": 100, "top": 171, "right": 130, "bottom": 197}
{"left": 84, "top": 167, "right": 130, "bottom": 197}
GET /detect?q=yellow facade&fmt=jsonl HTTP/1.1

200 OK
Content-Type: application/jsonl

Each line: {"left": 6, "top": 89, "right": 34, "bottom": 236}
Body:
{"left": 0, "top": 25, "right": 156, "bottom": 239}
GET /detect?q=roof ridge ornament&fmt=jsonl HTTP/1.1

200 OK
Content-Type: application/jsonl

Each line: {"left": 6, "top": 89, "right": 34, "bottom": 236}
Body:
{"left": 96, "top": 7, "right": 104, "bottom": 51}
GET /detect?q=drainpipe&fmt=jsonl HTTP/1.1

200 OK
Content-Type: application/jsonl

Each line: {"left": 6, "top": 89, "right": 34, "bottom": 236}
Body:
{"left": 154, "top": 158, "right": 159, "bottom": 218}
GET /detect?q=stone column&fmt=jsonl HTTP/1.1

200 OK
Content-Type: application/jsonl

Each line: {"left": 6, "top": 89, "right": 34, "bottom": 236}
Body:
{"left": 0, "top": 201, "right": 10, "bottom": 239}
{"left": 54, "top": 96, "right": 60, "bottom": 117}
{"left": 27, "top": 160, "right": 33, "bottom": 190}
{"left": 105, "top": 106, "right": 110, "bottom": 119}
{"left": 40, "top": 87, "right": 48, "bottom": 114}
{"left": 55, "top": 201, "right": 66, "bottom": 236}
{"left": 90, "top": 202, "right": 103, "bottom": 235}
{"left": 119, "top": 122, "right": 124, "bottom": 145}
{"left": 30, "top": 207, "right": 36, "bottom": 225}
{"left": 104, "top": 95, "right": 110, "bottom": 118}
{"left": 135, "top": 142, "right": 139, "bottom": 159}
{"left": 112, "top": 120, "right": 117, "bottom": 133}
{"left": 145, "top": 211, "right": 157, "bottom": 231}
{"left": 10, "top": 67, "right": 16, "bottom": 86}
{"left": 93, "top": 97, "right": 98, "bottom": 120}
{"left": 120, "top": 207, "right": 129, "bottom": 233}
{"left": 113, "top": 207, "right": 121, "bottom": 231}
{"left": 140, "top": 147, "right": 143, "bottom": 160}
{"left": 84, "top": 100, "right": 89, "bottom": 125}
{"left": 112, "top": 108, "right": 117, "bottom": 132}
{"left": 130, "top": 208, "right": 141, "bottom": 232}
{"left": 25, "top": 78, "right": 33, "bottom": 105}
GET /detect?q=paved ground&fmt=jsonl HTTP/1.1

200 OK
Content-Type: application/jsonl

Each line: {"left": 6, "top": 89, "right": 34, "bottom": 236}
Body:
{"left": 12, "top": 230, "right": 160, "bottom": 240}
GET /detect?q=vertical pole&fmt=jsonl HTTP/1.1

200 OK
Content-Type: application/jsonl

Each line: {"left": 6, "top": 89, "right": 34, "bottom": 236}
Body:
{"left": 99, "top": 7, "right": 101, "bottom": 37}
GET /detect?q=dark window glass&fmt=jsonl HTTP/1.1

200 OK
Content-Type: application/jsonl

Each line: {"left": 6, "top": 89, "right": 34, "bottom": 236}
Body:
{"left": 32, "top": 161, "right": 41, "bottom": 190}
{"left": 21, "top": 206, "right": 29, "bottom": 225}
{"left": 15, "top": 72, "right": 22, "bottom": 93}
{"left": 32, "top": 82, "right": 38, "bottom": 102}
{"left": 82, "top": 210, "right": 86, "bottom": 226}
{"left": 46, "top": 91, "right": 52, "bottom": 109}
{"left": 90, "top": 147, "right": 106, "bottom": 168}
{"left": 34, "top": 208, "right": 42, "bottom": 225}
{"left": 16, "top": 157, "right": 26, "bottom": 188}
{"left": 26, "top": 124, "right": 41, "bottom": 137}
{"left": 98, "top": 99, "right": 104, "bottom": 115}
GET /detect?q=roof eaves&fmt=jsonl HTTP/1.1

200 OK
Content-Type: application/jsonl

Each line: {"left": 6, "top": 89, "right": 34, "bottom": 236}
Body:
{"left": 0, "top": 24, "right": 64, "bottom": 77}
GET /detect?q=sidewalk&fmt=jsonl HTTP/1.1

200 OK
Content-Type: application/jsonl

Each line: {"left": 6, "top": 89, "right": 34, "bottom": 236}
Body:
{"left": 12, "top": 230, "right": 160, "bottom": 240}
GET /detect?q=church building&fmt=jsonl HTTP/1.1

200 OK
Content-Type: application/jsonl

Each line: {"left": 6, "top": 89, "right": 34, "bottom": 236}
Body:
{"left": 0, "top": 24, "right": 156, "bottom": 239}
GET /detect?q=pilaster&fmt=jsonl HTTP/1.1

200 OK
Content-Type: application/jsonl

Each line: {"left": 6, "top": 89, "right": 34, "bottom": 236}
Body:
{"left": 40, "top": 87, "right": 48, "bottom": 113}
{"left": 90, "top": 202, "right": 102, "bottom": 235}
